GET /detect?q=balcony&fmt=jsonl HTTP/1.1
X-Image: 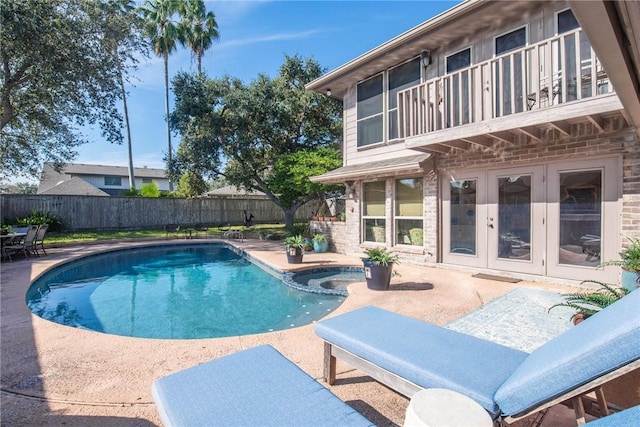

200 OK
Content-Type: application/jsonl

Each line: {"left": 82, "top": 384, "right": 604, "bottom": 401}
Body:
{"left": 398, "top": 29, "right": 623, "bottom": 153}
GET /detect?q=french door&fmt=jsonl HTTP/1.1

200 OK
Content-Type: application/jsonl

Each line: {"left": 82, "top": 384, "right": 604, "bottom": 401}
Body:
{"left": 487, "top": 166, "right": 545, "bottom": 275}
{"left": 442, "top": 158, "right": 620, "bottom": 281}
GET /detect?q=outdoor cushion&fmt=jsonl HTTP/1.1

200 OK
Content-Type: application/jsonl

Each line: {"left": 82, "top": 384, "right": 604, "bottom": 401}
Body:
{"left": 152, "top": 344, "right": 373, "bottom": 427}
{"left": 495, "top": 289, "right": 640, "bottom": 416}
{"left": 314, "top": 306, "right": 528, "bottom": 417}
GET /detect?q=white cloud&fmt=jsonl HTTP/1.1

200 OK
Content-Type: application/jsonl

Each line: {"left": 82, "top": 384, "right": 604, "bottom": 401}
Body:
{"left": 218, "top": 29, "right": 323, "bottom": 49}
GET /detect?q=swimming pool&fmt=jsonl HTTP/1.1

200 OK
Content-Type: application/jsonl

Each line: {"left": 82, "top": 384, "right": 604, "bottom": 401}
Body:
{"left": 26, "top": 244, "right": 345, "bottom": 339}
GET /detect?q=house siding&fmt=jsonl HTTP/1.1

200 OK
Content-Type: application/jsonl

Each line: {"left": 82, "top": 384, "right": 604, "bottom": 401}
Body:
{"left": 311, "top": 0, "right": 639, "bottom": 283}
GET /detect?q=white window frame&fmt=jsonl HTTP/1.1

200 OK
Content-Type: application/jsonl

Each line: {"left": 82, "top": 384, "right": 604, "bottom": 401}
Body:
{"left": 104, "top": 176, "right": 122, "bottom": 186}
{"left": 362, "top": 180, "right": 387, "bottom": 244}
{"left": 387, "top": 56, "right": 422, "bottom": 142}
{"left": 356, "top": 73, "right": 385, "bottom": 148}
{"left": 493, "top": 25, "right": 529, "bottom": 57}
{"left": 555, "top": 8, "right": 580, "bottom": 35}
{"left": 445, "top": 45, "right": 473, "bottom": 74}
{"left": 393, "top": 177, "right": 424, "bottom": 246}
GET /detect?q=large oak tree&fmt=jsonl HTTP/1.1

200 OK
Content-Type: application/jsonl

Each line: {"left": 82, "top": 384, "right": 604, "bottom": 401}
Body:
{"left": 1, "top": 0, "right": 146, "bottom": 178}
{"left": 168, "top": 55, "right": 343, "bottom": 228}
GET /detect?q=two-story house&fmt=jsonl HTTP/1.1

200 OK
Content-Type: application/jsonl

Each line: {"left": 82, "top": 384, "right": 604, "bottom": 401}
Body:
{"left": 38, "top": 163, "right": 170, "bottom": 196}
{"left": 307, "top": 0, "right": 639, "bottom": 284}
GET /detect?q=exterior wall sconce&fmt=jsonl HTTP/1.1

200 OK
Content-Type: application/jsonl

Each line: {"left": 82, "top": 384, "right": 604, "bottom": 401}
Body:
{"left": 344, "top": 180, "right": 356, "bottom": 198}
{"left": 326, "top": 88, "right": 332, "bottom": 97}
{"left": 421, "top": 51, "right": 432, "bottom": 69}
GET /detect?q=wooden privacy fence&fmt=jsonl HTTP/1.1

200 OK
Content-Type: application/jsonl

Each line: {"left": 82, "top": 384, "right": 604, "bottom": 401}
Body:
{"left": 0, "top": 195, "right": 317, "bottom": 231}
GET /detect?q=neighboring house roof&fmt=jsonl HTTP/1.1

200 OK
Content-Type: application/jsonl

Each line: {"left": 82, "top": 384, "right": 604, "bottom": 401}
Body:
{"left": 37, "top": 162, "right": 167, "bottom": 194}
{"left": 38, "top": 177, "right": 110, "bottom": 197}
{"left": 60, "top": 163, "right": 166, "bottom": 179}
{"left": 203, "top": 186, "right": 267, "bottom": 198}
{"left": 310, "top": 154, "right": 432, "bottom": 184}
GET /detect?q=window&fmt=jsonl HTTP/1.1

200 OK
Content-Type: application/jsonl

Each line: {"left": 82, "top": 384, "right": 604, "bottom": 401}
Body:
{"left": 104, "top": 176, "right": 122, "bottom": 186}
{"left": 494, "top": 27, "right": 527, "bottom": 115}
{"left": 363, "top": 181, "right": 386, "bottom": 243}
{"left": 450, "top": 179, "right": 477, "bottom": 255}
{"left": 495, "top": 27, "right": 526, "bottom": 56}
{"left": 394, "top": 178, "right": 423, "bottom": 246}
{"left": 142, "top": 178, "right": 152, "bottom": 184}
{"left": 445, "top": 47, "right": 472, "bottom": 125}
{"left": 446, "top": 48, "right": 471, "bottom": 73}
{"left": 357, "top": 74, "right": 383, "bottom": 147}
{"left": 557, "top": 9, "right": 579, "bottom": 34}
{"left": 388, "top": 58, "right": 421, "bottom": 140}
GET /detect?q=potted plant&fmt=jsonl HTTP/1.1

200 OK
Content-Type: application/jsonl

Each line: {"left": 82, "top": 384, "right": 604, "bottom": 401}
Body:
{"left": 548, "top": 279, "right": 630, "bottom": 324}
{"left": 548, "top": 279, "right": 638, "bottom": 408}
{"left": 312, "top": 233, "right": 328, "bottom": 253}
{"left": 601, "top": 237, "right": 640, "bottom": 292}
{"left": 362, "top": 248, "right": 399, "bottom": 290}
{"left": 284, "top": 234, "right": 305, "bottom": 264}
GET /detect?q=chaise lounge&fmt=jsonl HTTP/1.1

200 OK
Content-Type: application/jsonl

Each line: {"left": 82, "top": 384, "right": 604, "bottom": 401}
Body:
{"left": 152, "top": 344, "right": 373, "bottom": 427}
{"left": 314, "top": 289, "right": 640, "bottom": 424}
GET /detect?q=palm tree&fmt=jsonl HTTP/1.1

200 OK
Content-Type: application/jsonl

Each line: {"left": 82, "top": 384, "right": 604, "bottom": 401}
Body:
{"left": 101, "top": 0, "right": 145, "bottom": 191}
{"left": 179, "top": 0, "right": 219, "bottom": 75}
{"left": 139, "top": 0, "right": 181, "bottom": 190}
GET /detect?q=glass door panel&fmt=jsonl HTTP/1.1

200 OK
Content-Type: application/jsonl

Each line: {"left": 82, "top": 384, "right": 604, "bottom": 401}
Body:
{"left": 443, "top": 172, "right": 486, "bottom": 268}
{"left": 450, "top": 179, "right": 477, "bottom": 255}
{"left": 547, "top": 158, "right": 619, "bottom": 282}
{"left": 488, "top": 166, "right": 544, "bottom": 275}
{"left": 497, "top": 175, "right": 532, "bottom": 260}
{"left": 558, "top": 170, "right": 602, "bottom": 267}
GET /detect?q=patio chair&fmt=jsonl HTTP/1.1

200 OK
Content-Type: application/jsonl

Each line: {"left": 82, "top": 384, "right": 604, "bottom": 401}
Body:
{"left": 164, "top": 224, "right": 180, "bottom": 239}
{"left": 314, "top": 290, "right": 640, "bottom": 425}
{"left": 152, "top": 344, "right": 373, "bottom": 427}
{"left": 33, "top": 223, "right": 49, "bottom": 256}
{"left": 3, "top": 224, "right": 39, "bottom": 261}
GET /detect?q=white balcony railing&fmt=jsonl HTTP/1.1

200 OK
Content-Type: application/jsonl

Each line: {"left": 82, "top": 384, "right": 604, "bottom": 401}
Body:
{"left": 398, "top": 28, "right": 613, "bottom": 139}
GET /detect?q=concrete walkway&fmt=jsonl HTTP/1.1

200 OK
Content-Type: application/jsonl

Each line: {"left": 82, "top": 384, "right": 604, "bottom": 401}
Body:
{"left": 1, "top": 238, "right": 584, "bottom": 426}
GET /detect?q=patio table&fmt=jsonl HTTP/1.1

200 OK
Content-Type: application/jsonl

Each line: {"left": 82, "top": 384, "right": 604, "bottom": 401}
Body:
{"left": 1, "top": 232, "right": 27, "bottom": 260}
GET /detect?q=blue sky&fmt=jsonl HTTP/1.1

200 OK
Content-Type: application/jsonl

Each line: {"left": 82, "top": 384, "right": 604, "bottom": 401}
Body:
{"left": 23, "top": 1, "right": 459, "bottom": 182}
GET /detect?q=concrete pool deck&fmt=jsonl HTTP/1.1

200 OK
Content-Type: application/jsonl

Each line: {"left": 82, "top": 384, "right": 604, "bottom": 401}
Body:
{"left": 1, "top": 238, "right": 586, "bottom": 426}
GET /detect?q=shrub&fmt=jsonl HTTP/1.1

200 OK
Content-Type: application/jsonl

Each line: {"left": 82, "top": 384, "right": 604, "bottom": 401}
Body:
{"left": 15, "top": 210, "right": 65, "bottom": 232}
{"left": 140, "top": 183, "right": 160, "bottom": 197}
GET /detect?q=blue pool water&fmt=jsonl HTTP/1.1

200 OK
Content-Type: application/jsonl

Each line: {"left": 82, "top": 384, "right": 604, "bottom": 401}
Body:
{"left": 26, "top": 244, "right": 345, "bottom": 339}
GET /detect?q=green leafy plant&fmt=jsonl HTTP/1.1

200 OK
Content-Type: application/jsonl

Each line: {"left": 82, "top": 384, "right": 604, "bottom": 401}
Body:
{"left": 0, "top": 224, "right": 12, "bottom": 235}
{"left": 312, "top": 233, "right": 326, "bottom": 243}
{"left": 600, "top": 237, "right": 640, "bottom": 272}
{"left": 284, "top": 234, "right": 305, "bottom": 248}
{"left": 15, "top": 210, "right": 65, "bottom": 232}
{"left": 123, "top": 188, "right": 140, "bottom": 196}
{"left": 548, "top": 280, "right": 630, "bottom": 318}
{"left": 363, "top": 248, "right": 400, "bottom": 266}
{"left": 140, "top": 183, "right": 160, "bottom": 197}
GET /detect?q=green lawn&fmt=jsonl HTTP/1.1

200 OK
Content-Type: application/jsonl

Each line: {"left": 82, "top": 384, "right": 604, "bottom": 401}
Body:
{"left": 44, "top": 224, "right": 292, "bottom": 245}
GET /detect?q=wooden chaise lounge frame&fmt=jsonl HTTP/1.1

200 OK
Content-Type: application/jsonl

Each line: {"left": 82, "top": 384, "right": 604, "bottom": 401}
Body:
{"left": 323, "top": 342, "right": 639, "bottom": 425}
{"left": 315, "top": 292, "right": 640, "bottom": 427}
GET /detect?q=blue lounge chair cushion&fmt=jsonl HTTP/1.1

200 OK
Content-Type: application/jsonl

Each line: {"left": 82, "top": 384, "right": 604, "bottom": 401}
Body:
{"left": 152, "top": 344, "right": 373, "bottom": 427}
{"left": 583, "top": 405, "right": 640, "bottom": 426}
{"left": 314, "top": 306, "right": 528, "bottom": 417}
{"left": 495, "top": 290, "right": 640, "bottom": 416}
